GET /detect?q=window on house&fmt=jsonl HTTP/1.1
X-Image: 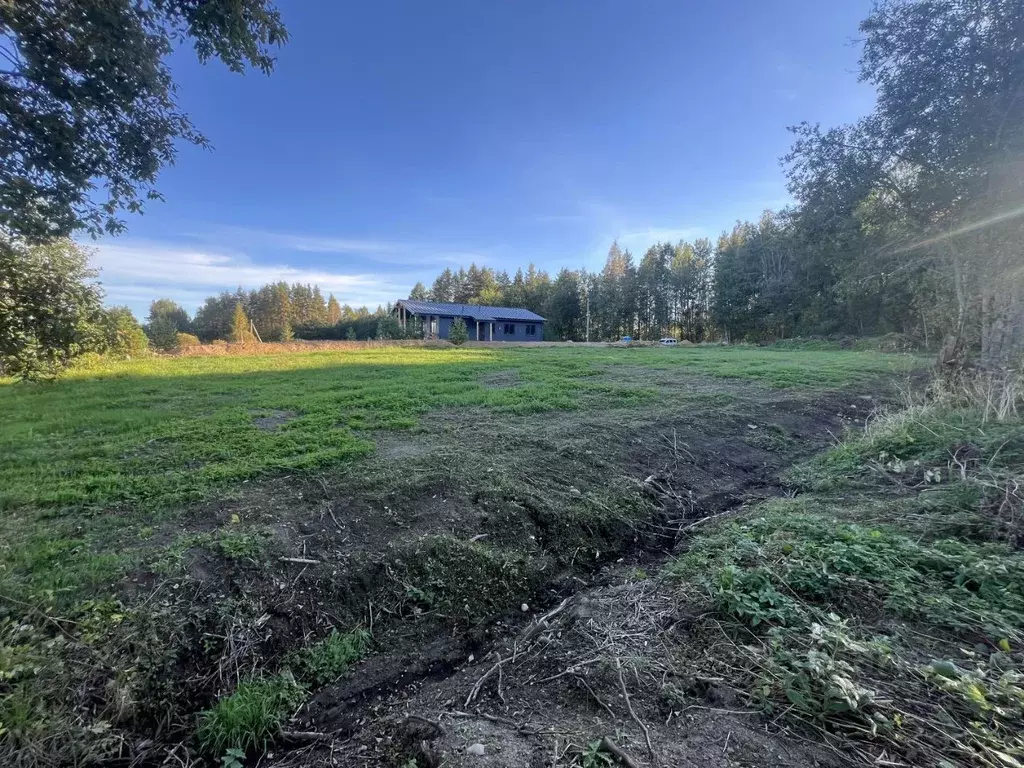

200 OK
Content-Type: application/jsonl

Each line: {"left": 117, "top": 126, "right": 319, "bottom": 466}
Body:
{"left": 525, "top": 324, "right": 537, "bottom": 336}
{"left": 503, "top": 323, "right": 515, "bottom": 335}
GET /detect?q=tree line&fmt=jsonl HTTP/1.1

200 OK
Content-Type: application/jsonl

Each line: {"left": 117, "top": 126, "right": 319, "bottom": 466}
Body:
{"left": 3, "top": 0, "right": 1022, "bottom": 378}
{"left": 147, "top": 283, "right": 408, "bottom": 348}
{"left": 407, "top": 0, "right": 1024, "bottom": 369}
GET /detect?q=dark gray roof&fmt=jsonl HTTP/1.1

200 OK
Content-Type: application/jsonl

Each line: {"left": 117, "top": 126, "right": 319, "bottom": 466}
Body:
{"left": 396, "top": 299, "right": 544, "bottom": 322}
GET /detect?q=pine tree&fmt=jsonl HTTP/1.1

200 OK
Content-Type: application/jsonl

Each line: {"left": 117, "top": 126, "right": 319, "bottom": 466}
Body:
{"left": 448, "top": 317, "right": 468, "bottom": 345}
{"left": 228, "top": 302, "right": 254, "bottom": 343}
{"left": 409, "top": 282, "right": 429, "bottom": 300}
{"left": 327, "top": 294, "right": 342, "bottom": 324}
{"left": 430, "top": 269, "right": 456, "bottom": 302}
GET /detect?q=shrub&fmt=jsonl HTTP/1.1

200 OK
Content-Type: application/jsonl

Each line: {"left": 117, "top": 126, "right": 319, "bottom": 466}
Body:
{"left": 0, "top": 238, "right": 106, "bottom": 380}
{"left": 375, "top": 315, "right": 406, "bottom": 340}
{"left": 175, "top": 332, "right": 201, "bottom": 348}
{"left": 449, "top": 317, "right": 468, "bottom": 345}
{"left": 145, "top": 316, "right": 180, "bottom": 351}
{"left": 94, "top": 306, "right": 149, "bottom": 358}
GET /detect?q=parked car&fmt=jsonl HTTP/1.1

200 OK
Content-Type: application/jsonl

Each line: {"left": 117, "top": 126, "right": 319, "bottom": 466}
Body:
{"left": 620, "top": 336, "right": 632, "bottom": 343}
{"left": 659, "top": 337, "right": 678, "bottom": 346}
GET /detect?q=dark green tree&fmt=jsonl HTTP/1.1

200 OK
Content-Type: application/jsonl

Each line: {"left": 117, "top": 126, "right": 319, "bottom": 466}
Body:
{"left": 448, "top": 317, "right": 468, "bottom": 345}
{"left": 430, "top": 269, "right": 456, "bottom": 302}
{"left": 147, "top": 299, "right": 191, "bottom": 332}
{"left": 146, "top": 316, "right": 180, "bottom": 351}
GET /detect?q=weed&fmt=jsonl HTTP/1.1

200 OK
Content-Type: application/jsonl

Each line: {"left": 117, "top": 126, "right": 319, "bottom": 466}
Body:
{"left": 288, "top": 628, "right": 371, "bottom": 687}
{"left": 743, "top": 423, "right": 794, "bottom": 452}
{"left": 577, "top": 739, "right": 614, "bottom": 767}
{"left": 196, "top": 676, "right": 305, "bottom": 756}
{"left": 215, "top": 530, "right": 269, "bottom": 561}
{"left": 669, "top": 394, "right": 1024, "bottom": 766}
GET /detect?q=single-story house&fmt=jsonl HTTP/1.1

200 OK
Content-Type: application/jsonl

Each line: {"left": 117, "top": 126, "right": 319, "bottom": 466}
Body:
{"left": 393, "top": 299, "right": 545, "bottom": 341}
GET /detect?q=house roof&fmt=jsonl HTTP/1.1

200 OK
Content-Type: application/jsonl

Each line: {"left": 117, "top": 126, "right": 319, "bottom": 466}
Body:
{"left": 396, "top": 299, "right": 545, "bottom": 322}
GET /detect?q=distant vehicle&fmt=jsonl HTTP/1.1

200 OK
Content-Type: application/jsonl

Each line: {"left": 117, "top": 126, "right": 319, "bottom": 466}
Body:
{"left": 659, "top": 338, "right": 678, "bottom": 346}
{"left": 621, "top": 336, "right": 632, "bottom": 343}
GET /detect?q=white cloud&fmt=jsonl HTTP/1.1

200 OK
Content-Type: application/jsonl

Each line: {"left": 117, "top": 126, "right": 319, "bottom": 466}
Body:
{"left": 617, "top": 227, "right": 705, "bottom": 250}
{"left": 210, "top": 226, "right": 490, "bottom": 266}
{"left": 87, "top": 239, "right": 414, "bottom": 314}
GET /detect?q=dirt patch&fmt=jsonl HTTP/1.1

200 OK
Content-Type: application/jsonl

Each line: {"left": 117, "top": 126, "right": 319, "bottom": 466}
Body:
{"left": 91, "top": 373, "right": 900, "bottom": 768}
{"left": 280, "top": 578, "right": 842, "bottom": 768}
{"left": 251, "top": 408, "right": 298, "bottom": 430}
{"left": 478, "top": 369, "right": 521, "bottom": 389}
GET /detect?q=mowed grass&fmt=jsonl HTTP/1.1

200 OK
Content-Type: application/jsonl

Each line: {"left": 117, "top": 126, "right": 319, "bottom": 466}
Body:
{"left": 0, "top": 345, "right": 920, "bottom": 513}
{"left": 0, "top": 344, "right": 924, "bottom": 764}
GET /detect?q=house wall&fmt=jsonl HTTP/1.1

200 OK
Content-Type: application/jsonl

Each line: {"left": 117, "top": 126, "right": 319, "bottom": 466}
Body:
{"left": 492, "top": 321, "right": 543, "bottom": 341}
{"left": 411, "top": 313, "right": 543, "bottom": 341}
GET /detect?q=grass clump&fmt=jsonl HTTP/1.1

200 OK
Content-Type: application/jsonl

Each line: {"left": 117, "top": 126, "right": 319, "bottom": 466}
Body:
{"left": 196, "top": 676, "right": 305, "bottom": 757}
{"left": 669, "top": 396, "right": 1024, "bottom": 767}
{"left": 673, "top": 503, "right": 1024, "bottom": 640}
{"left": 288, "top": 628, "right": 371, "bottom": 687}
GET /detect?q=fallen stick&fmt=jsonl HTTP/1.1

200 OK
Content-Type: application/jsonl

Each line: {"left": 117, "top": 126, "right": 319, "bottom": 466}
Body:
{"left": 669, "top": 507, "right": 736, "bottom": 533}
{"left": 280, "top": 730, "right": 329, "bottom": 744}
{"left": 601, "top": 736, "right": 643, "bottom": 768}
{"left": 465, "top": 657, "right": 507, "bottom": 707}
{"left": 574, "top": 674, "right": 616, "bottom": 719}
{"left": 616, "top": 657, "right": 654, "bottom": 761}
{"left": 279, "top": 556, "right": 321, "bottom": 565}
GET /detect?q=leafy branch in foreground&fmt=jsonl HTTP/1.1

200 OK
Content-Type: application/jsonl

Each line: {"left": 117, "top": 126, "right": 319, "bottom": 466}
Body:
{"left": 0, "top": 0, "right": 287, "bottom": 241}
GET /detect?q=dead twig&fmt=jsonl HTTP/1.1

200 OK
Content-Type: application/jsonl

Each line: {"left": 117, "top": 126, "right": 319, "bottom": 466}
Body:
{"left": 279, "top": 556, "right": 321, "bottom": 565}
{"left": 573, "top": 674, "right": 616, "bottom": 719}
{"left": 670, "top": 507, "right": 737, "bottom": 533}
{"left": 616, "top": 657, "right": 654, "bottom": 762}
{"left": 465, "top": 656, "right": 508, "bottom": 707}
{"left": 601, "top": 736, "right": 644, "bottom": 768}
{"left": 280, "top": 730, "right": 330, "bottom": 744}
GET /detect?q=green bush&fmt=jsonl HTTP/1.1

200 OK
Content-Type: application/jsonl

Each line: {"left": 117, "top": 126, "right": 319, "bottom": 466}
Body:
{"left": 448, "top": 317, "right": 468, "bottom": 345}
{"left": 94, "top": 306, "right": 150, "bottom": 358}
{"left": 146, "top": 316, "right": 180, "bottom": 352}
{"left": 175, "top": 332, "right": 201, "bottom": 348}
{"left": 0, "top": 238, "right": 106, "bottom": 380}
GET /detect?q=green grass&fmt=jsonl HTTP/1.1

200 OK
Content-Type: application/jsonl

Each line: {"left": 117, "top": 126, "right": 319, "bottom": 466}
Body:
{"left": 288, "top": 628, "right": 371, "bottom": 687}
{"left": 0, "top": 344, "right": 926, "bottom": 766}
{"left": 669, "top": 400, "right": 1024, "bottom": 767}
{"left": 196, "top": 676, "right": 306, "bottom": 756}
{"left": 0, "top": 344, "right": 919, "bottom": 609}
{"left": 0, "top": 345, "right": 918, "bottom": 513}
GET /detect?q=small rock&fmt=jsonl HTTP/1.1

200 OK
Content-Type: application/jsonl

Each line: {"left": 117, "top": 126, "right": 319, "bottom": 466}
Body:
{"left": 467, "top": 743, "right": 486, "bottom": 756}
{"left": 520, "top": 603, "right": 529, "bottom": 612}
{"left": 569, "top": 486, "right": 582, "bottom": 497}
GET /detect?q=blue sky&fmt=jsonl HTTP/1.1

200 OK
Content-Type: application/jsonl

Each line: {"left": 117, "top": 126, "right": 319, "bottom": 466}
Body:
{"left": 90, "top": 0, "right": 876, "bottom": 318}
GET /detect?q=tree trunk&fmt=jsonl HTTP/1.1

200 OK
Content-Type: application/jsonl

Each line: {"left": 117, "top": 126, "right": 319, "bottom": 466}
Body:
{"left": 980, "top": 275, "right": 1024, "bottom": 371}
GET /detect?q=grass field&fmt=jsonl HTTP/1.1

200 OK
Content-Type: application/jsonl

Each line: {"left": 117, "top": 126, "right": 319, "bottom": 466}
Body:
{"left": 0, "top": 345, "right": 917, "bottom": 512}
{"left": 0, "top": 344, "right": 934, "bottom": 767}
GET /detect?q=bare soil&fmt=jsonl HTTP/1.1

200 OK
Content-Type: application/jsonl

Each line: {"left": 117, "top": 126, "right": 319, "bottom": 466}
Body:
{"left": 121, "top": 375, "right": 890, "bottom": 767}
